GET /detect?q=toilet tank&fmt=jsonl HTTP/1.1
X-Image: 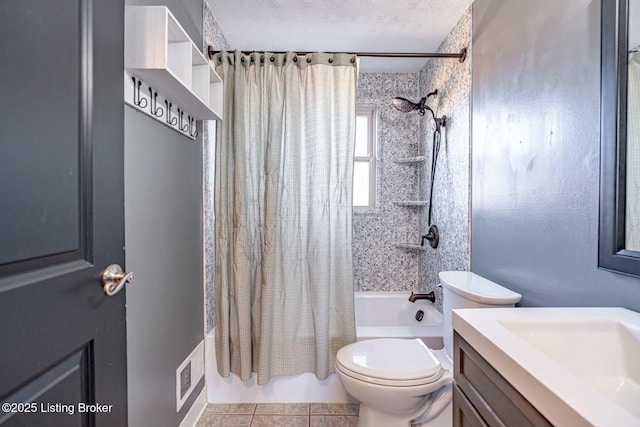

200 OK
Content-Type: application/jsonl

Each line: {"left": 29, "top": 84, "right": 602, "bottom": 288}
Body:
{"left": 439, "top": 271, "right": 522, "bottom": 358}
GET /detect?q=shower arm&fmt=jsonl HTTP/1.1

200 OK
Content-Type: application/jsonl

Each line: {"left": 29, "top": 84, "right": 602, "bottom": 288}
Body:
{"left": 415, "top": 89, "right": 444, "bottom": 128}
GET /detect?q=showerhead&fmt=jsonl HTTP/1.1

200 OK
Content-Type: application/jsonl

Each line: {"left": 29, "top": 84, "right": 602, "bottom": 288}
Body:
{"left": 391, "top": 90, "right": 438, "bottom": 116}
{"left": 390, "top": 91, "right": 446, "bottom": 129}
{"left": 391, "top": 97, "right": 426, "bottom": 114}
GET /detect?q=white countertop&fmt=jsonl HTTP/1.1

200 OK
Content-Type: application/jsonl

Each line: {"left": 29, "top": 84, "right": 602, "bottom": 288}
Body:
{"left": 453, "top": 307, "right": 640, "bottom": 427}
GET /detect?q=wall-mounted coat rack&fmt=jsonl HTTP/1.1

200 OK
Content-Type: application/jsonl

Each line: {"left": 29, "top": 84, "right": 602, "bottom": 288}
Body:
{"left": 125, "top": 74, "right": 199, "bottom": 138}
{"left": 124, "top": 6, "right": 223, "bottom": 138}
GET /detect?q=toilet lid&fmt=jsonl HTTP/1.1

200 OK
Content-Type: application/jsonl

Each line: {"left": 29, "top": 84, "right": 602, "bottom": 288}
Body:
{"left": 336, "top": 338, "right": 442, "bottom": 382}
{"left": 439, "top": 271, "right": 522, "bottom": 304}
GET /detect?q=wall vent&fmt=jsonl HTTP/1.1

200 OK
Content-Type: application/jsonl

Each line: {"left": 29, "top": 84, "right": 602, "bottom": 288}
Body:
{"left": 176, "top": 341, "right": 204, "bottom": 411}
{"left": 180, "top": 362, "right": 191, "bottom": 399}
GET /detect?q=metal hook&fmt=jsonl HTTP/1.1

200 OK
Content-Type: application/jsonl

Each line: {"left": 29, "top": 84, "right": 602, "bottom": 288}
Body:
{"left": 132, "top": 76, "right": 147, "bottom": 108}
{"left": 165, "top": 101, "right": 177, "bottom": 126}
{"left": 149, "top": 88, "right": 164, "bottom": 118}
{"left": 178, "top": 109, "right": 189, "bottom": 132}
{"left": 189, "top": 116, "right": 198, "bottom": 138}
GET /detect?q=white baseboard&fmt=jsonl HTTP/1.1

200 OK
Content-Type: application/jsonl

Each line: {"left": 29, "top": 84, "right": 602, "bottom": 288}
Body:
{"left": 178, "top": 386, "right": 207, "bottom": 427}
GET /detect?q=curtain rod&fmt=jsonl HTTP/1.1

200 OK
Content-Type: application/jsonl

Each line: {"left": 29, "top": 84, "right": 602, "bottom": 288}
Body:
{"left": 207, "top": 47, "right": 467, "bottom": 63}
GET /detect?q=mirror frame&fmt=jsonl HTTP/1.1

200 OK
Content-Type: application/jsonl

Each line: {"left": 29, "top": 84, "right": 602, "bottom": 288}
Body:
{"left": 599, "top": 0, "right": 640, "bottom": 277}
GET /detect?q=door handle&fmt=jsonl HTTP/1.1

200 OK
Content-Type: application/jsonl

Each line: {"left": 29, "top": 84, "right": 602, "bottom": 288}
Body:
{"left": 102, "top": 264, "right": 134, "bottom": 296}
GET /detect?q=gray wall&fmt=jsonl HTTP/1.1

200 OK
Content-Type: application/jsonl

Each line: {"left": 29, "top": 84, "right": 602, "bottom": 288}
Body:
{"left": 471, "top": 0, "right": 640, "bottom": 309}
{"left": 418, "top": 10, "right": 472, "bottom": 310}
{"left": 125, "top": 0, "right": 205, "bottom": 425}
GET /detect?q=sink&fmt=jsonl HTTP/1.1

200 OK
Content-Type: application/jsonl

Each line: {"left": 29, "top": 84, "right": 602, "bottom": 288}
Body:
{"left": 453, "top": 307, "right": 640, "bottom": 427}
{"left": 500, "top": 318, "right": 640, "bottom": 416}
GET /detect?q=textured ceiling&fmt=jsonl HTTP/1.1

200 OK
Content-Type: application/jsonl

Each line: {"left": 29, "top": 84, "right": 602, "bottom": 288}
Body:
{"left": 207, "top": 0, "right": 473, "bottom": 72}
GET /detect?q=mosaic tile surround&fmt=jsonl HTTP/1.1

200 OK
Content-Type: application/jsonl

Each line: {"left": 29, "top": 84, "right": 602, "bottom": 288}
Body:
{"left": 353, "top": 72, "right": 423, "bottom": 292}
{"left": 203, "top": 8, "right": 471, "bottom": 330}
{"left": 353, "top": 9, "right": 471, "bottom": 301}
{"left": 418, "top": 9, "right": 472, "bottom": 311}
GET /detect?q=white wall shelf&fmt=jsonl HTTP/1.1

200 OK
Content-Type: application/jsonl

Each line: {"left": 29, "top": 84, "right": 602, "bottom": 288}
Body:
{"left": 394, "top": 156, "right": 428, "bottom": 165}
{"left": 125, "top": 6, "right": 222, "bottom": 121}
{"left": 393, "top": 201, "right": 428, "bottom": 207}
{"left": 394, "top": 154, "right": 429, "bottom": 249}
{"left": 393, "top": 243, "right": 427, "bottom": 252}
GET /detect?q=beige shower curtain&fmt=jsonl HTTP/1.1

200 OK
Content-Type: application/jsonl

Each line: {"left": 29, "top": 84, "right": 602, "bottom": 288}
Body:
{"left": 213, "top": 50, "right": 357, "bottom": 385}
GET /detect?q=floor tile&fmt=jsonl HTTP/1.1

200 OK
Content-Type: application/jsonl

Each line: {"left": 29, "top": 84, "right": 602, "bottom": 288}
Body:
{"left": 255, "top": 403, "right": 310, "bottom": 415}
{"left": 204, "top": 403, "right": 256, "bottom": 414}
{"left": 310, "top": 415, "right": 358, "bottom": 427}
{"left": 310, "top": 403, "right": 359, "bottom": 415}
{"left": 197, "top": 402, "right": 361, "bottom": 427}
{"left": 197, "top": 413, "right": 253, "bottom": 427}
{"left": 251, "top": 415, "right": 309, "bottom": 427}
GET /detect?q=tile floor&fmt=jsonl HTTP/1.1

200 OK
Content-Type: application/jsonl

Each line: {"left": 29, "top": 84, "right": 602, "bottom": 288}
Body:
{"left": 196, "top": 403, "right": 359, "bottom": 427}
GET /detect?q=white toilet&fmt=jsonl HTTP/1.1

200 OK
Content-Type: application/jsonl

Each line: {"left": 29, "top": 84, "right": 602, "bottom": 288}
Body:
{"left": 335, "top": 271, "right": 522, "bottom": 427}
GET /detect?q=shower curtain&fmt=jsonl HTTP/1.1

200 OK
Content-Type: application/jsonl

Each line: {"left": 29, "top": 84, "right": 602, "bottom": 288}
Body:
{"left": 213, "top": 50, "right": 358, "bottom": 385}
{"left": 627, "top": 51, "right": 639, "bottom": 251}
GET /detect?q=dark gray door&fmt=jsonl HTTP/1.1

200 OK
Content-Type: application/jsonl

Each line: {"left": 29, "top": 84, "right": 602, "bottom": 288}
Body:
{"left": 0, "top": 1, "right": 127, "bottom": 426}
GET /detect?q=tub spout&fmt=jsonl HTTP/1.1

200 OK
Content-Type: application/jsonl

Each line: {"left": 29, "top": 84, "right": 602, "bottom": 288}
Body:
{"left": 408, "top": 291, "right": 436, "bottom": 303}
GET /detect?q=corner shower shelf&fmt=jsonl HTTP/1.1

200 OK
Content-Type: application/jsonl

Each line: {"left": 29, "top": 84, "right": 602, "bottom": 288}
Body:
{"left": 393, "top": 243, "right": 427, "bottom": 251}
{"left": 124, "top": 6, "right": 223, "bottom": 120}
{"left": 393, "top": 201, "right": 428, "bottom": 207}
{"left": 393, "top": 154, "right": 429, "bottom": 249}
{"left": 394, "top": 156, "right": 428, "bottom": 165}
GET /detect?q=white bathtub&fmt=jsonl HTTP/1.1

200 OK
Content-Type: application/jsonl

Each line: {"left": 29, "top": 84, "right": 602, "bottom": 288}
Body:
{"left": 206, "top": 291, "right": 444, "bottom": 403}
{"left": 355, "top": 291, "right": 444, "bottom": 349}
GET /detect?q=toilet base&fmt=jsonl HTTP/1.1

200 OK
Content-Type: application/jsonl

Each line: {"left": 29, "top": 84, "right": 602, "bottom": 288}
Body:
{"left": 357, "top": 404, "right": 414, "bottom": 427}
{"left": 357, "top": 399, "right": 452, "bottom": 427}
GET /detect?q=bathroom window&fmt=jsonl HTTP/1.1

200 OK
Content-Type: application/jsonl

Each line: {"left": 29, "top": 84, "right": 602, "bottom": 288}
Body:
{"left": 353, "top": 106, "right": 377, "bottom": 209}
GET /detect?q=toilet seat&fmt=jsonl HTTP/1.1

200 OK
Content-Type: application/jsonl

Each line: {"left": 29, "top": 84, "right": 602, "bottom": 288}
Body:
{"left": 335, "top": 338, "right": 443, "bottom": 387}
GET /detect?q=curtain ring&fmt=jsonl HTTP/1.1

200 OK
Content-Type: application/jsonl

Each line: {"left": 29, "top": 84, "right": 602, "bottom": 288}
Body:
{"left": 350, "top": 57, "right": 356, "bottom": 63}
{"left": 251, "top": 56, "right": 255, "bottom": 62}
{"left": 270, "top": 56, "right": 275, "bottom": 62}
{"left": 241, "top": 56, "right": 245, "bottom": 62}
{"left": 306, "top": 57, "right": 312, "bottom": 63}
{"left": 293, "top": 56, "right": 298, "bottom": 62}
{"left": 260, "top": 56, "right": 264, "bottom": 63}
{"left": 328, "top": 58, "right": 334, "bottom": 64}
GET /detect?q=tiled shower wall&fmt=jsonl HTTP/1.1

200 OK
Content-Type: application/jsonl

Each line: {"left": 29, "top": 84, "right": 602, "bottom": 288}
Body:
{"left": 354, "top": 10, "right": 471, "bottom": 301}
{"left": 203, "top": 8, "right": 472, "bottom": 331}
{"left": 353, "top": 73, "right": 423, "bottom": 291}
{"left": 418, "top": 9, "right": 472, "bottom": 310}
